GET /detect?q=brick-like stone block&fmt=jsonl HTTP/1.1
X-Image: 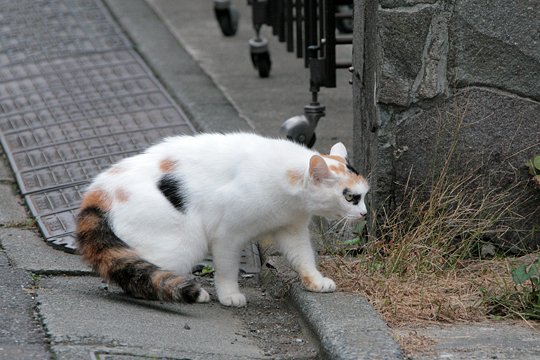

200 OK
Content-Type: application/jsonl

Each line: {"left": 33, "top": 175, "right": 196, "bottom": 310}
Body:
{"left": 449, "top": 0, "right": 540, "bottom": 100}
{"left": 378, "top": 5, "right": 434, "bottom": 106}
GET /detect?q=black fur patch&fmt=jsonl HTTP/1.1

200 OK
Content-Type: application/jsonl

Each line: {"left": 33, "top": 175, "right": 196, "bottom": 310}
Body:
{"left": 345, "top": 160, "right": 359, "bottom": 175}
{"left": 343, "top": 188, "right": 361, "bottom": 205}
{"left": 109, "top": 258, "right": 160, "bottom": 300}
{"left": 157, "top": 174, "right": 187, "bottom": 212}
{"left": 179, "top": 280, "right": 201, "bottom": 304}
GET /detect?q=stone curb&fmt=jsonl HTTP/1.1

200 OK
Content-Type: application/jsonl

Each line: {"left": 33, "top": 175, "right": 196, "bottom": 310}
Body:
{"left": 260, "top": 250, "right": 404, "bottom": 360}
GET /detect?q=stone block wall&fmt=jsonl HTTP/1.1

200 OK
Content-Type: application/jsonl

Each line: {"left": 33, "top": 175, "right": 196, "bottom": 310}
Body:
{"left": 353, "top": 0, "right": 540, "bottom": 250}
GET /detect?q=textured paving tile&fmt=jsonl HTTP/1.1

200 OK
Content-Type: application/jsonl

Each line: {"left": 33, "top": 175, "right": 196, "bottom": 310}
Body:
{"left": 0, "top": 0, "right": 129, "bottom": 66}
{"left": 0, "top": 0, "right": 195, "bottom": 254}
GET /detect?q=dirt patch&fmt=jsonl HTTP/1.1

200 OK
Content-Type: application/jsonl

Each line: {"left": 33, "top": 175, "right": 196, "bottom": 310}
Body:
{"left": 201, "top": 276, "right": 318, "bottom": 359}
{"left": 394, "top": 330, "right": 437, "bottom": 358}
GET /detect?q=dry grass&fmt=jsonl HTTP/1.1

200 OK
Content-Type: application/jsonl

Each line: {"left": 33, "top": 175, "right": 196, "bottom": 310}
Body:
{"left": 320, "top": 162, "right": 537, "bottom": 327}
{"left": 320, "top": 169, "right": 538, "bottom": 327}
{"left": 321, "top": 255, "right": 536, "bottom": 327}
{"left": 320, "top": 172, "right": 540, "bottom": 328}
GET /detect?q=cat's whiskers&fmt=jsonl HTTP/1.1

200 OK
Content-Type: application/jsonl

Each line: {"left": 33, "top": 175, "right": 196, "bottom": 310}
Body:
{"left": 337, "top": 217, "right": 353, "bottom": 241}
{"left": 326, "top": 216, "right": 355, "bottom": 242}
{"left": 326, "top": 216, "right": 348, "bottom": 236}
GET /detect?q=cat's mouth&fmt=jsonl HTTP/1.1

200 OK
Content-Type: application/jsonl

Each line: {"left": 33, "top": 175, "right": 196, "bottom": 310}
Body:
{"left": 347, "top": 213, "right": 365, "bottom": 221}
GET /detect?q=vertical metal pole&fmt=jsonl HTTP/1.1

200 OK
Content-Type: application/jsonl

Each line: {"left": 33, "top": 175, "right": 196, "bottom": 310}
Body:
{"left": 277, "top": 0, "right": 286, "bottom": 42}
{"left": 319, "top": 0, "right": 325, "bottom": 58}
{"left": 304, "top": 0, "right": 318, "bottom": 68}
{"left": 324, "top": 0, "right": 336, "bottom": 87}
{"left": 270, "top": 0, "right": 279, "bottom": 35}
{"left": 295, "top": 0, "right": 303, "bottom": 59}
{"left": 286, "top": 0, "right": 294, "bottom": 52}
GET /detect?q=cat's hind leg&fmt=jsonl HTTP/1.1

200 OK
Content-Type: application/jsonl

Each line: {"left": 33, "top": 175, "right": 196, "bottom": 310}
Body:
{"left": 211, "top": 240, "right": 247, "bottom": 307}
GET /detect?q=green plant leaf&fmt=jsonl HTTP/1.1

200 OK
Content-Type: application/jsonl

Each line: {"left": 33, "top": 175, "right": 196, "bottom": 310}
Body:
{"left": 512, "top": 264, "right": 531, "bottom": 285}
{"left": 534, "top": 155, "right": 540, "bottom": 171}
{"left": 200, "top": 265, "right": 214, "bottom": 276}
{"left": 353, "top": 220, "right": 367, "bottom": 235}
{"left": 344, "top": 237, "right": 362, "bottom": 246}
{"left": 529, "top": 157, "right": 540, "bottom": 175}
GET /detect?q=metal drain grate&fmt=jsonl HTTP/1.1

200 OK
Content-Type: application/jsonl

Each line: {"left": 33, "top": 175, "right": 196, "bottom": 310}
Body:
{"left": 0, "top": 0, "right": 129, "bottom": 66}
{"left": 0, "top": 50, "right": 195, "bottom": 251}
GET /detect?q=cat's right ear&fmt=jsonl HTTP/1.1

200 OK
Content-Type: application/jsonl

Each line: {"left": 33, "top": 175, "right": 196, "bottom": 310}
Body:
{"left": 309, "top": 155, "right": 332, "bottom": 184}
{"left": 329, "top": 142, "right": 348, "bottom": 159}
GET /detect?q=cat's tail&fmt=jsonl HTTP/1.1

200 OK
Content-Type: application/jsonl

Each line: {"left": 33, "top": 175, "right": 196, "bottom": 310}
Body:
{"left": 75, "top": 189, "right": 201, "bottom": 303}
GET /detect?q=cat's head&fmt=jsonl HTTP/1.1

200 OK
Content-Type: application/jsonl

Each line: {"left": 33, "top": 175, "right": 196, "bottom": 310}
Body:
{"left": 303, "top": 143, "right": 369, "bottom": 221}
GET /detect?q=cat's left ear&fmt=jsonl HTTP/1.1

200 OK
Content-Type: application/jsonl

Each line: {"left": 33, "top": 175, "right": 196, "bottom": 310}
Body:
{"left": 309, "top": 155, "right": 333, "bottom": 185}
{"left": 329, "top": 142, "right": 348, "bottom": 159}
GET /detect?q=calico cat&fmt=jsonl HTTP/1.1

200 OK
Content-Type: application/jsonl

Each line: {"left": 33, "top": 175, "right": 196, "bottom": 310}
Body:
{"left": 76, "top": 133, "right": 369, "bottom": 307}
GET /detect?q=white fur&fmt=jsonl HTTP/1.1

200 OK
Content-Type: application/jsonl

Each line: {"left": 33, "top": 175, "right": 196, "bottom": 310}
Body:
{"left": 86, "top": 133, "right": 369, "bottom": 307}
{"left": 329, "top": 142, "right": 348, "bottom": 158}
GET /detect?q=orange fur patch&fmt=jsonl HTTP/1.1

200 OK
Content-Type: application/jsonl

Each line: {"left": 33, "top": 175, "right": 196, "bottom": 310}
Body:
{"left": 345, "top": 174, "right": 369, "bottom": 188}
{"left": 322, "top": 154, "right": 346, "bottom": 164}
{"left": 80, "top": 245, "right": 137, "bottom": 279}
{"left": 302, "top": 275, "right": 317, "bottom": 291}
{"left": 329, "top": 164, "right": 347, "bottom": 175}
{"left": 286, "top": 170, "right": 303, "bottom": 185}
{"left": 151, "top": 271, "right": 175, "bottom": 291}
{"left": 159, "top": 158, "right": 177, "bottom": 173}
{"left": 99, "top": 248, "right": 138, "bottom": 278}
{"left": 76, "top": 212, "right": 101, "bottom": 238}
{"left": 115, "top": 188, "right": 129, "bottom": 203}
{"left": 80, "top": 189, "right": 112, "bottom": 212}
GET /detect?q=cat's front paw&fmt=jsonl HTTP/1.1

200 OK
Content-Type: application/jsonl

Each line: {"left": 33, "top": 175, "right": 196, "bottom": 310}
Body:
{"left": 196, "top": 288, "right": 211, "bottom": 303}
{"left": 302, "top": 275, "right": 336, "bottom": 293}
{"left": 219, "top": 292, "right": 247, "bottom": 307}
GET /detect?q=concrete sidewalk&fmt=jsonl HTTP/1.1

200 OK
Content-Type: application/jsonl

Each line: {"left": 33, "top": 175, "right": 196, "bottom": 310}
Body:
{"left": 1, "top": 0, "right": 538, "bottom": 359}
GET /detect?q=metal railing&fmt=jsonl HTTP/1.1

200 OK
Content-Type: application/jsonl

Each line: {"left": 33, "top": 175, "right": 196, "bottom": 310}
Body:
{"left": 214, "top": 0, "right": 353, "bottom": 147}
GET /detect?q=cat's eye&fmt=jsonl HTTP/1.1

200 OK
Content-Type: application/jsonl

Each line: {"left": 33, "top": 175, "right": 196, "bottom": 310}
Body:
{"left": 344, "top": 193, "right": 354, "bottom": 202}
